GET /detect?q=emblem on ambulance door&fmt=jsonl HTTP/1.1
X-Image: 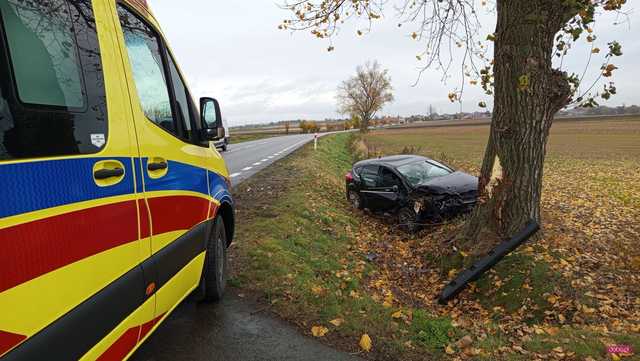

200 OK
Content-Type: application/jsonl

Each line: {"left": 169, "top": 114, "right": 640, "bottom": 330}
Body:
{"left": 91, "top": 134, "right": 106, "bottom": 148}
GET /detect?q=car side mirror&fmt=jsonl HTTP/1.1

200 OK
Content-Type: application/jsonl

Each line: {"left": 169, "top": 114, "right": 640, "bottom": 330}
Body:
{"left": 200, "top": 97, "right": 225, "bottom": 141}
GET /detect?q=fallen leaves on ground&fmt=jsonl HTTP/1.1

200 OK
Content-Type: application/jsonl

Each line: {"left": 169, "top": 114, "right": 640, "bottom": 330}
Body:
{"left": 359, "top": 334, "right": 372, "bottom": 352}
{"left": 311, "top": 325, "right": 329, "bottom": 337}
{"left": 351, "top": 122, "right": 640, "bottom": 359}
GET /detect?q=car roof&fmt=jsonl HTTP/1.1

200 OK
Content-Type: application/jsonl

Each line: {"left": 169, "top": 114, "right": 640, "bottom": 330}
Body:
{"left": 354, "top": 155, "right": 432, "bottom": 169}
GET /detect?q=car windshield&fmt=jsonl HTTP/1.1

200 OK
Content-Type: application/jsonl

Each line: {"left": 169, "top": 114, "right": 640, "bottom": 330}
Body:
{"left": 396, "top": 161, "right": 452, "bottom": 186}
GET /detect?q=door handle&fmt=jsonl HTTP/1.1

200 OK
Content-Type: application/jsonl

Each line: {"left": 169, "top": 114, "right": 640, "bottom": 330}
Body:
{"left": 147, "top": 161, "right": 168, "bottom": 171}
{"left": 94, "top": 168, "right": 125, "bottom": 180}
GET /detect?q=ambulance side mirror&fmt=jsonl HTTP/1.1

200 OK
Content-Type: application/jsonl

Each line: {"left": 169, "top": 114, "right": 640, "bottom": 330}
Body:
{"left": 200, "top": 97, "right": 225, "bottom": 141}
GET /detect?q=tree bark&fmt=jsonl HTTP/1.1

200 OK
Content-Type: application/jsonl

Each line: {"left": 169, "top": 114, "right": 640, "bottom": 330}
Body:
{"left": 360, "top": 114, "right": 371, "bottom": 133}
{"left": 464, "top": 0, "right": 574, "bottom": 243}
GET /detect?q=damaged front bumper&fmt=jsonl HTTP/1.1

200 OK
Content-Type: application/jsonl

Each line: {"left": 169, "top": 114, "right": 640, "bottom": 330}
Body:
{"left": 412, "top": 192, "right": 477, "bottom": 221}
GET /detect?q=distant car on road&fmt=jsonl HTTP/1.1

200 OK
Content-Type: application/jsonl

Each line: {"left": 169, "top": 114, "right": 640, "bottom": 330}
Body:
{"left": 213, "top": 119, "right": 230, "bottom": 151}
{"left": 345, "top": 155, "right": 478, "bottom": 232}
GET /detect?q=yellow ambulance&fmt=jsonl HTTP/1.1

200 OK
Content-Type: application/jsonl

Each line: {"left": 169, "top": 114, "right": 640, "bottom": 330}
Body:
{"left": 0, "top": 0, "right": 234, "bottom": 359}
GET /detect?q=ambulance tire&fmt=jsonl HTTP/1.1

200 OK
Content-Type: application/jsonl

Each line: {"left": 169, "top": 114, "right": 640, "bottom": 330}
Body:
{"left": 202, "top": 216, "right": 228, "bottom": 302}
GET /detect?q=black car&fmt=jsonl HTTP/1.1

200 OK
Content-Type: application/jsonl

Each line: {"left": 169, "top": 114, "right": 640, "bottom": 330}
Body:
{"left": 345, "top": 155, "right": 478, "bottom": 232}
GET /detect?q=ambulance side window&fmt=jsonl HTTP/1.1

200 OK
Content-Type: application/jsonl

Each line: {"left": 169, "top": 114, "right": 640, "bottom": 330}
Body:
{"left": 118, "top": 5, "right": 176, "bottom": 136}
{"left": 0, "top": 0, "right": 108, "bottom": 160}
{"left": 165, "top": 51, "right": 194, "bottom": 136}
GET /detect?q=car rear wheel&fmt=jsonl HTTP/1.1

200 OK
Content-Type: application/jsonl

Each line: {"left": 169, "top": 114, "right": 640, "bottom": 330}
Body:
{"left": 201, "top": 216, "right": 228, "bottom": 302}
{"left": 398, "top": 207, "right": 419, "bottom": 233}
{"left": 348, "top": 190, "right": 363, "bottom": 209}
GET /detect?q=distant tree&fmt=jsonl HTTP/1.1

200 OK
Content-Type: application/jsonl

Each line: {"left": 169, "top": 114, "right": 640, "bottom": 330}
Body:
{"left": 281, "top": 0, "right": 627, "bottom": 246}
{"left": 350, "top": 115, "right": 361, "bottom": 130}
{"left": 284, "top": 121, "right": 290, "bottom": 134}
{"left": 299, "top": 120, "right": 320, "bottom": 133}
{"left": 337, "top": 61, "right": 394, "bottom": 133}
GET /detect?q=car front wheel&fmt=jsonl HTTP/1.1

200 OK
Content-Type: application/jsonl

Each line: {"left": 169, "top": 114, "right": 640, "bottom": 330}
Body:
{"left": 202, "top": 216, "right": 228, "bottom": 302}
{"left": 348, "top": 189, "right": 363, "bottom": 210}
{"left": 398, "top": 207, "right": 419, "bottom": 233}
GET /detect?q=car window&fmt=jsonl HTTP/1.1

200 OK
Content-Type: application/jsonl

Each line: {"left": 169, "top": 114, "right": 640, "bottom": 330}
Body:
{"left": 165, "top": 51, "right": 192, "bottom": 133}
{"left": 379, "top": 167, "right": 401, "bottom": 187}
{"left": 0, "top": 0, "right": 108, "bottom": 160}
{"left": 428, "top": 159, "right": 454, "bottom": 173}
{"left": 118, "top": 5, "right": 176, "bottom": 134}
{"left": 360, "top": 165, "right": 379, "bottom": 188}
{"left": 397, "top": 161, "right": 452, "bottom": 187}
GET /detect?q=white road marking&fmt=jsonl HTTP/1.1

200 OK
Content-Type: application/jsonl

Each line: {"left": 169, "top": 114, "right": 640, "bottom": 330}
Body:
{"left": 230, "top": 173, "right": 241, "bottom": 178}
{"left": 242, "top": 166, "right": 253, "bottom": 171}
{"left": 253, "top": 162, "right": 261, "bottom": 166}
{"left": 261, "top": 158, "right": 268, "bottom": 162}
{"left": 268, "top": 156, "right": 274, "bottom": 159}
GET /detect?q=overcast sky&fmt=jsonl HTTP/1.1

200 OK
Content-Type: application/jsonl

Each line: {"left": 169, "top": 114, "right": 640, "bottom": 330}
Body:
{"left": 151, "top": 1, "right": 638, "bottom": 126}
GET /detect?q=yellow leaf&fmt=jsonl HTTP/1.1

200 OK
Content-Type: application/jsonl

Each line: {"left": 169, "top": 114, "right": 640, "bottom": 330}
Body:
{"left": 382, "top": 300, "right": 392, "bottom": 308}
{"left": 445, "top": 345, "right": 455, "bottom": 355}
{"left": 311, "top": 326, "right": 329, "bottom": 337}
{"left": 448, "top": 269, "right": 457, "bottom": 278}
{"left": 359, "top": 334, "right": 372, "bottom": 352}
{"left": 311, "top": 285, "right": 323, "bottom": 295}
{"left": 611, "top": 354, "right": 621, "bottom": 361}
{"left": 391, "top": 310, "right": 403, "bottom": 319}
{"left": 547, "top": 295, "right": 558, "bottom": 304}
{"left": 329, "top": 318, "right": 344, "bottom": 327}
{"left": 544, "top": 326, "right": 560, "bottom": 336}
{"left": 533, "top": 325, "right": 545, "bottom": 335}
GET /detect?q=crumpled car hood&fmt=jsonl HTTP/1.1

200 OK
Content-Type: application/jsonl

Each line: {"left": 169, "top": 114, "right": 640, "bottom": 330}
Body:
{"left": 416, "top": 171, "right": 478, "bottom": 194}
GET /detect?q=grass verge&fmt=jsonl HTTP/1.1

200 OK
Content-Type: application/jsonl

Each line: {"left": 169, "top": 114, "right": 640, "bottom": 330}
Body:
{"left": 231, "top": 133, "right": 457, "bottom": 360}
{"left": 230, "top": 133, "right": 284, "bottom": 144}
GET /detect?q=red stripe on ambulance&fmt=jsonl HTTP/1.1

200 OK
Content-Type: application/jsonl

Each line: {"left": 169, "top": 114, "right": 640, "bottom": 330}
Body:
{"left": 0, "top": 330, "right": 26, "bottom": 356}
{"left": 0, "top": 196, "right": 213, "bottom": 294}
{"left": 96, "top": 313, "right": 165, "bottom": 361}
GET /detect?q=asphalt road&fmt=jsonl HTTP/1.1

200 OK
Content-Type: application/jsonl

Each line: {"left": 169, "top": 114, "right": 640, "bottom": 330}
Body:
{"left": 222, "top": 133, "right": 318, "bottom": 185}
{"left": 132, "top": 134, "right": 361, "bottom": 361}
{"left": 131, "top": 293, "right": 361, "bottom": 361}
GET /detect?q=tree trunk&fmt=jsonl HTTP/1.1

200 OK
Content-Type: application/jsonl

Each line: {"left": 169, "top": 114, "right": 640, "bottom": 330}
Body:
{"left": 464, "top": 0, "right": 574, "bottom": 243}
{"left": 360, "top": 114, "right": 371, "bottom": 133}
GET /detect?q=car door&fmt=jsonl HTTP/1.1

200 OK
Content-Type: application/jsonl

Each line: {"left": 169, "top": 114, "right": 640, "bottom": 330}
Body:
{"left": 375, "top": 166, "right": 403, "bottom": 210}
{"left": 363, "top": 166, "right": 401, "bottom": 211}
{"left": 359, "top": 165, "right": 383, "bottom": 210}
{"left": 114, "top": 3, "right": 220, "bottom": 321}
{"left": 0, "top": 0, "right": 151, "bottom": 359}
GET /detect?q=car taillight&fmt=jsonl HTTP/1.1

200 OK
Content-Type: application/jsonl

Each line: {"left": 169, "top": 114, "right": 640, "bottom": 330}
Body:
{"left": 345, "top": 171, "right": 354, "bottom": 182}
